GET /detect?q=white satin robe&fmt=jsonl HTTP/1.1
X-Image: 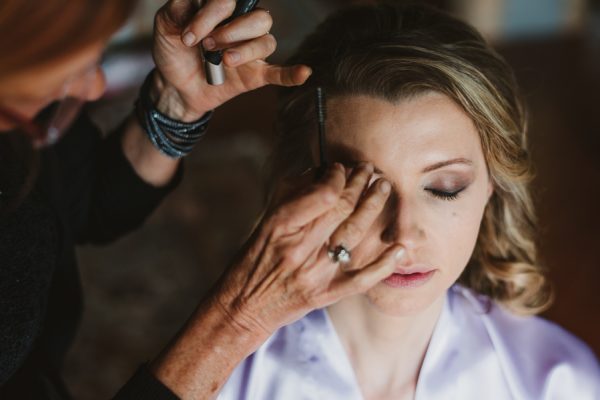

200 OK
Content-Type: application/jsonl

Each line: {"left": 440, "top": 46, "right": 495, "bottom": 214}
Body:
{"left": 218, "top": 285, "right": 600, "bottom": 399}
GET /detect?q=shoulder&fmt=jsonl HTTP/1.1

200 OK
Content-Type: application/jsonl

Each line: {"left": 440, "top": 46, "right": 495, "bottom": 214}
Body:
{"left": 450, "top": 285, "right": 600, "bottom": 398}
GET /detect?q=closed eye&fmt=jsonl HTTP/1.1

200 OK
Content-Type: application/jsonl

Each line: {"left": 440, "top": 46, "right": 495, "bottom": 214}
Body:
{"left": 426, "top": 187, "right": 465, "bottom": 201}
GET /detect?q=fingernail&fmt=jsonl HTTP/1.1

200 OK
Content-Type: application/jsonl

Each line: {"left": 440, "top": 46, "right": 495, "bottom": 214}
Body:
{"left": 203, "top": 37, "right": 216, "bottom": 50}
{"left": 183, "top": 31, "right": 197, "bottom": 47}
{"left": 226, "top": 50, "right": 241, "bottom": 64}
{"left": 380, "top": 180, "right": 391, "bottom": 194}
{"left": 395, "top": 247, "right": 406, "bottom": 260}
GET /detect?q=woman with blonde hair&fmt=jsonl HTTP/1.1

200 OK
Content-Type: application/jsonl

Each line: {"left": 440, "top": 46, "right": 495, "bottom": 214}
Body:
{"left": 2, "top": 0, "right": 598, "bottom": 398}
{"left": 215, "top": 3, "right": 600, "bottom": 399}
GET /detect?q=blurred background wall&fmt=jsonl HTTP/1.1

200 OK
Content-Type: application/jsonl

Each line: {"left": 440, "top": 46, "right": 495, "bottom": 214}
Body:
{"left": 63, "top": 0, "right": 600, "bottom": 398}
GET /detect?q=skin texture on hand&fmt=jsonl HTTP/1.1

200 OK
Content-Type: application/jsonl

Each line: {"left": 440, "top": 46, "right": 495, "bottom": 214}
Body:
{"left": 135, "top": 2, "right": 345, "bottom": 396}
{"left": 151, "top": 0, "right": 312, "bottom": 121}
{"left": 122, "top": 0, "right": 311, "bottom": 186}
{"left": 151, "top": 163, "right": 405, "bottom": 399}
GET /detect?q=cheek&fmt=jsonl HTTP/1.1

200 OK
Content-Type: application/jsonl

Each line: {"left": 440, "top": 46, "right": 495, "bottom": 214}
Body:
{"left": 442, "top": 208, "right": 482, "bottom": 270}
{"left": 439, "top": 189, "right": 489, "bottom": 272}
{"left": 8, "top": 90, "right": 64, "bottom": 120}
{"left": 20, "top": 101, "right": 52, "bottom": 120}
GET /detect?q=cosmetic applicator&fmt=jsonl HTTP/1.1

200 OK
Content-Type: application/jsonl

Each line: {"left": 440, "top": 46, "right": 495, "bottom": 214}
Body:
{"left": 316, "top": 86, "right": 328, "bottom": 179}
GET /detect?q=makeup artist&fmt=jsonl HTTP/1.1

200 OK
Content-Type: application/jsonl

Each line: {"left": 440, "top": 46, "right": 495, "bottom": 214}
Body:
{"left": 0, "top": 0, "right": 314, "bottom": 398}
{"left": 0, "top": 0, "right": 400, "bottom": 398}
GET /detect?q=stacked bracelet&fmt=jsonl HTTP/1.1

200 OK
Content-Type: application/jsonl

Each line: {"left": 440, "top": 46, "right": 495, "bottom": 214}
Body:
{"left": 135, "top": 70, "right": 213, "bottom": 159}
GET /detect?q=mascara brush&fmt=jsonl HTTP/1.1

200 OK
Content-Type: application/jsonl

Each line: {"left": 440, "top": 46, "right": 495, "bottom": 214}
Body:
{"left": 316, "top": 87, "right": 328, "bottom": 179}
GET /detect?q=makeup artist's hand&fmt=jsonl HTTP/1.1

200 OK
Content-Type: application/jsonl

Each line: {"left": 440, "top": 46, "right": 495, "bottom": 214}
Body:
{"left": 151, "top": 0, "right": 312, "bottom": 122}
{"left": 213, "top": 163, "right": 403, "bottom": 338}
{"left": 149, "top": 163, "right": 401, "bottom": 398}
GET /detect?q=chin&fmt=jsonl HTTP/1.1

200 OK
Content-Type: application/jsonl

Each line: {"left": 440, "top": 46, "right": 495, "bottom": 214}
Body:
{"left": 364, "top": 275, "right": 446, "bottom": 317}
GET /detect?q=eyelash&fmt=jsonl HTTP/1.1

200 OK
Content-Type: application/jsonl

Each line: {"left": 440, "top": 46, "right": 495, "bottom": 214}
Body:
{"left": 426, "top": 188, "right": 465, "bottom": 201}
{"left": 340, "top": 161, "right": 467, "bottom": 202}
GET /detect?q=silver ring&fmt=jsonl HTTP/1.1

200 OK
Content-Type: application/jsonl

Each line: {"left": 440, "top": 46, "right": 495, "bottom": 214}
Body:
{"left": 328, "top": 245, "right": 351, "bottom": 264}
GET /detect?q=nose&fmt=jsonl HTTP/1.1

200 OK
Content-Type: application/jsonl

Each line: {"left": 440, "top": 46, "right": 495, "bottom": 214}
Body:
{"left": 380, "top": 192, "right": 426, "bottom": 252}
{"left": 83, "top": 67, "right": 106, "bottom": 101}
{"left": 66, "top": 66, "right": 106, "bottom": 102}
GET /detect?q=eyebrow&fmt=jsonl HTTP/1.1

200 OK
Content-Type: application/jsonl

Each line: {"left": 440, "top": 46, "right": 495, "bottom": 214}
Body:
{"left": 421, "top": 158, "right": 473, "bottom": 173}
{"left": 326, "top": 143, "right": 473, "bottom": 175}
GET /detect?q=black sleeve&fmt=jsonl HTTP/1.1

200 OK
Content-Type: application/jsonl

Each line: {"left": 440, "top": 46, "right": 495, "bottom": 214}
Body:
{"left": 113, "top": 364, "right": 180, "bottom": 400}
{"left": 0, "top": 198, "right": 58, "bottom": 385}
{"left": 53, "top": 112, "right": 183, "bottom": 245}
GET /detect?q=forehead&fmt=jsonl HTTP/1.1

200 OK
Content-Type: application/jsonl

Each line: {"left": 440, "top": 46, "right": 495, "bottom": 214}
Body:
{"left": 326, "top": 93, "right": 485, "bottom": 172}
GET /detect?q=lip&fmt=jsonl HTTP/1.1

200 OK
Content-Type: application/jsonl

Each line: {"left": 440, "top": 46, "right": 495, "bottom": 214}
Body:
{"left": 393, "top": 264, "right": 436, "bottom": 275}
{"left": 382, "top": 265, "right": 436, "bottom": 289}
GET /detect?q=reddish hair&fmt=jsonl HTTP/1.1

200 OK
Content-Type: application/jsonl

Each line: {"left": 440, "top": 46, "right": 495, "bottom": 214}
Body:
{"left": 0, "top": 0, "right": 137, "bottom": 75}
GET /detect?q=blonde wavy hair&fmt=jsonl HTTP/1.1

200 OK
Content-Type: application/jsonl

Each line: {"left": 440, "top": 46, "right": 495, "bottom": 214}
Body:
{"left": 268, "top": 2, "right": 553, "bottom": 315}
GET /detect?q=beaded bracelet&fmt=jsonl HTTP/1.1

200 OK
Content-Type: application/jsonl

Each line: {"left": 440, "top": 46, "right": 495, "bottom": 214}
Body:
{"left": 135, "top": 70, "right": 213, "bottom": 159}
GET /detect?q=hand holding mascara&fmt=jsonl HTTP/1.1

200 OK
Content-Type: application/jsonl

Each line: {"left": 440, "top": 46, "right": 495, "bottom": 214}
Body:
{"left": 150, "top": 0, "right": 311, "bottom": 122}
{"left": 203, "top": 0, "right": 261, "bottom": 85}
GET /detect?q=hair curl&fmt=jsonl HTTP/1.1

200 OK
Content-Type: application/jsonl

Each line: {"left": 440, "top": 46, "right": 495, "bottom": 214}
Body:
{"left": 269, "top": 2, "right": 553, "bottom": 315}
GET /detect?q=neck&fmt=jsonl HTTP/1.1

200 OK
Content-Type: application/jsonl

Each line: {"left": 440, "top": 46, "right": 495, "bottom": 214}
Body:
{"left": 327, "top": 294, "right": 445, "bottom": 399}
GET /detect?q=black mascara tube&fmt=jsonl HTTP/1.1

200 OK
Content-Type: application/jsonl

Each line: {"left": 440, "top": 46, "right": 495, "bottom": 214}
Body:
{"left": 204, "top": 0, "right": 261, "bottom": 85}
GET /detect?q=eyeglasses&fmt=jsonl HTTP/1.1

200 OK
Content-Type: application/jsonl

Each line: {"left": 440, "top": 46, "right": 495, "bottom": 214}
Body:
{"left": 0, "top": 66, "right": 99, "bottom": 148}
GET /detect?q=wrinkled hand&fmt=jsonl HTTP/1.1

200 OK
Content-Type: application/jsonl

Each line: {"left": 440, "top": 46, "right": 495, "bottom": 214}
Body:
{"left": 152, "top": 0, "right": 311, "bottom": 121}
{"left": 213, "top": 163, "right": 404, "bottom": 339}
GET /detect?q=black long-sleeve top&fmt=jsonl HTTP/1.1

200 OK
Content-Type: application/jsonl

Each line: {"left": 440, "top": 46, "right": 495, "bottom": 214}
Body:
{"left": 0, "top": 113, "right": 180, "bottom": 399}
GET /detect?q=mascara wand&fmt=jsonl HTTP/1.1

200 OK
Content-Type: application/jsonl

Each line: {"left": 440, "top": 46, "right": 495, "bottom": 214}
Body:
{"left": 316, "top": 87, "right": 328, "bottom": 179}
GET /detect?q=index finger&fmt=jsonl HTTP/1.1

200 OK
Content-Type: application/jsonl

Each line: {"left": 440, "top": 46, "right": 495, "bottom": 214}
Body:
{"left": 203, "top": 9, "right": 273, "bottom": 49}
{"left": 181, "top": 0, "right": 237, "bottom": 47}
